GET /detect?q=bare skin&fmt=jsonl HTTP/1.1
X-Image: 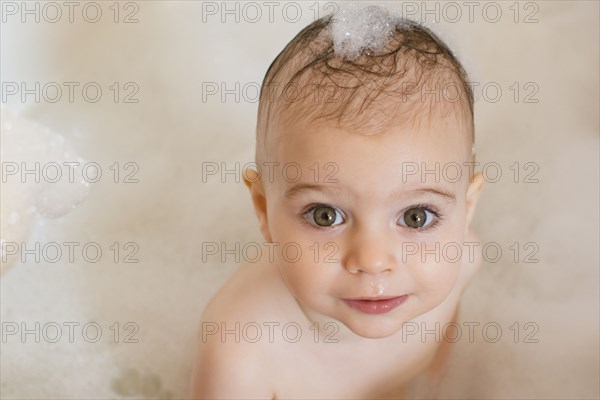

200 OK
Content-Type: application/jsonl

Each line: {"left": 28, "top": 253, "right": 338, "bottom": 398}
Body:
{"left": 190, "top": 112, "right": 484, "bottom": 399}
{"left": 189, "top": 230, "right": 480, "bottom": 399}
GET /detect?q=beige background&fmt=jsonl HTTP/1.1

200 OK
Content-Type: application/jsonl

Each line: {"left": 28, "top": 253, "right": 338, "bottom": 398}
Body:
{"left": 1, "top": 1, "right": 598, "bottom": 399}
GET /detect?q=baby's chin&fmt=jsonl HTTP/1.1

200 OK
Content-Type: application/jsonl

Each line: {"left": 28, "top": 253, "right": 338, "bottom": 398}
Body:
{"left": 340, "top": 314, "right": 410, "bottom": 339}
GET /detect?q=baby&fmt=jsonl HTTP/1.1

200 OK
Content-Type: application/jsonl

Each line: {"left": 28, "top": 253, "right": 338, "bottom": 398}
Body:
{"left": 190, "top": 5, "right": 484, "bottom": 399}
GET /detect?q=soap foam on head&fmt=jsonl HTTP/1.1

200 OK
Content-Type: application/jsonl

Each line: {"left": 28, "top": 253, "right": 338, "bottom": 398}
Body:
{"left": 331, "top": 3, "right": 405, "bottom": 60}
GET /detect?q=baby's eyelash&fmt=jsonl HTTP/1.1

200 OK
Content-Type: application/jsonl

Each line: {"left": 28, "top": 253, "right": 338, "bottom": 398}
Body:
{"left": 405, "top": 203, "right": 441, "bottom": 216}
{"left": 399, "top": 204, "right": 444, "bottom": 232}
{"left": 299, "top": 203, "right": 344, "bottom": 230}
{"left": 298, "top": 203, "right": 445, "bottom": 231}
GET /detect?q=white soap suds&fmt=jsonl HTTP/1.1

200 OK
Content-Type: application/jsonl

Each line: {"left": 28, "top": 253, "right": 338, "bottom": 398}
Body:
{"left": 1, "top": 107, "right": 90, "bottom": 274}
{"left": 331, "top": 3, "right": 403, "bottom": 60}
{"left": 1, "top": 109, "right": 90, "bottom": 219}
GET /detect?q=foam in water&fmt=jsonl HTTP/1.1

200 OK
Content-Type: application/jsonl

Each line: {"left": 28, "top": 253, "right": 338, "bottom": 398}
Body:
{"left": 1, "top": 108, "right": 90, "bottom": 274}
{"left": 331, "top": 3, "right": 401, "bottom": 60}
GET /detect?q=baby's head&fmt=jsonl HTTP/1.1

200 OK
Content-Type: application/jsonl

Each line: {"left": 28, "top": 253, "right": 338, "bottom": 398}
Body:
{"left": 245, "top": 5, "right": 484, "bottom": 339}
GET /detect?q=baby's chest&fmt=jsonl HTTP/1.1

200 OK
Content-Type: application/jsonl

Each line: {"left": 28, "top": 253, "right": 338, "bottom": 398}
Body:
{"left": 269, "top": 331, "right": 442, "bottom": 399}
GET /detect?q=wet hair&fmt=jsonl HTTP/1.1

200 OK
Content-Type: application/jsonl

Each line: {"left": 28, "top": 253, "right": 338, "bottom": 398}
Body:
{"left": 255, "top": 13, "right": 474, "bottom": 164}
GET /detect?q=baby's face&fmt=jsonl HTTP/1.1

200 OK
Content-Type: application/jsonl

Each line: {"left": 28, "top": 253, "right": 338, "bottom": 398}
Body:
{"left": 248, "top": 112, "right": 483, "bottom": 339}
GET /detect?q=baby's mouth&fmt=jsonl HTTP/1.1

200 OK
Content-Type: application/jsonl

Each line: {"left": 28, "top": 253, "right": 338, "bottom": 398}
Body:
{"left": 342, "top": 295, "right": 409, "bottom": 315}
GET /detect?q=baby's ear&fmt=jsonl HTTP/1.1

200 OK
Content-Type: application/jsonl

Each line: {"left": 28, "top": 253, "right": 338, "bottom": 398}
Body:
{"left": 464, "top": 172, "right": 485, "bottom": 232}
{"left": 242, "top": 166, "right": 273, "bottom": 242}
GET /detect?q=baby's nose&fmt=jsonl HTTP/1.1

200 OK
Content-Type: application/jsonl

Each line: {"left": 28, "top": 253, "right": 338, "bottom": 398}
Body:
{"left": 342, "top": 226, "right": 397, "bottom": 275}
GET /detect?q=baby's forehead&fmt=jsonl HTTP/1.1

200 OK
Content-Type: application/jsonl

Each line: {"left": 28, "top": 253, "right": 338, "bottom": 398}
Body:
{"left": 266, "top": 112, "right": 473, "bottom": 181}
{"left": 263, "top": 119, "right": 473, "bottom": 202}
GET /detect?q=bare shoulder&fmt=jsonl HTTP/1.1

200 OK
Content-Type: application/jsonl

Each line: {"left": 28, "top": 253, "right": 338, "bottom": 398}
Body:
{"left": 188, "top": 261, "right": 290, "bottom": 399}
{"left": 188, "top": 327, "right": 270, "bottom": 399}
{"left": 201, "top": 260, "right": 293, "bottom": 326}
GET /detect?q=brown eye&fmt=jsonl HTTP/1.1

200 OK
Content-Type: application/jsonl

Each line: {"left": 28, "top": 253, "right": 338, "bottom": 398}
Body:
{"left": 309, "top": 205, "right": 342, "bottom": 227}
{"left": 401, "top": 207, "right": 433, "bottom": 229}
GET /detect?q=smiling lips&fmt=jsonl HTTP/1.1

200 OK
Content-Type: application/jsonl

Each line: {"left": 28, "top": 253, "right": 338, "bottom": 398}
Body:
{"left": 342, "top": 295, "right": 409, "bottom": 314}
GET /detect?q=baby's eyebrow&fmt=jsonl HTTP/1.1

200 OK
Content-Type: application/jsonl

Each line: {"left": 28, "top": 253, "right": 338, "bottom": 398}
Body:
{"left": 409, "top": 188, "right": 456, "bottom": 202}
{"left": 284, "top": 183, "right": 455, "bottom": 202}
{"left": 284, "top": 183, "right": 341, "bottom": 199}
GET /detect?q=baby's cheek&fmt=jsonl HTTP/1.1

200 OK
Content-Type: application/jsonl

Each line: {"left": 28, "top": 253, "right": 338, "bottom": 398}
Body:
{"left": 411, "top": 258, "right": 461, "bottom": 303}
{"left": 278, "top": 262, "right": 308, "bottom": 299}
{"left": 278, "top": 262, "right": 331, "bottom": 313}
{"left": 277, "top": 249, "right": 323, "bottom": 290}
